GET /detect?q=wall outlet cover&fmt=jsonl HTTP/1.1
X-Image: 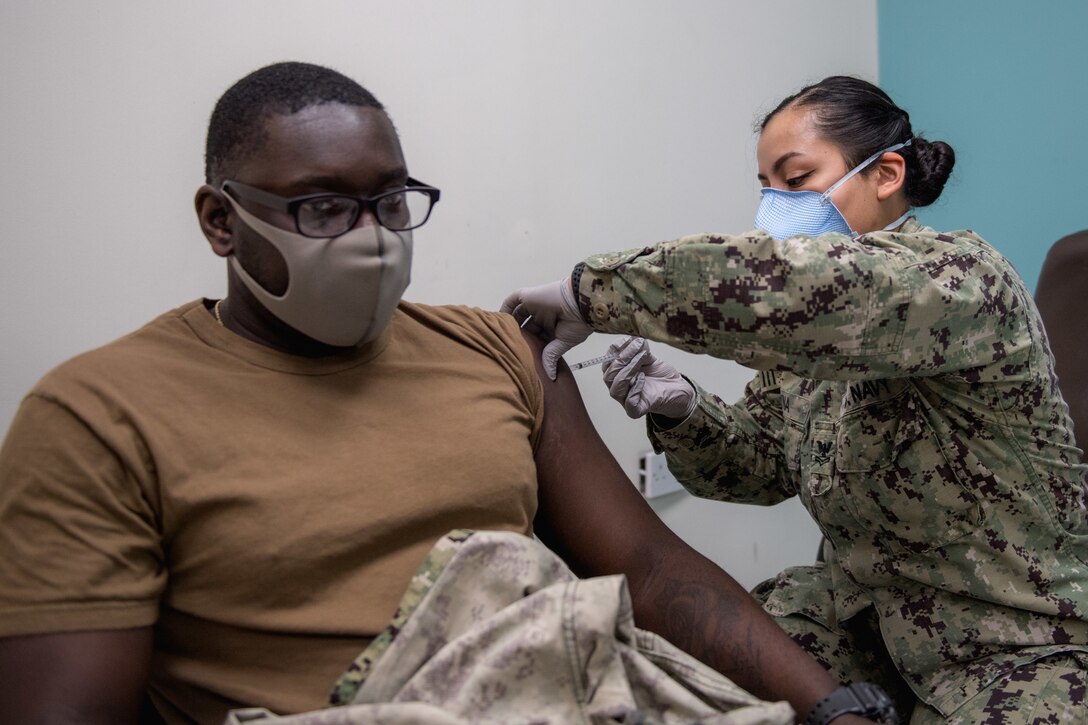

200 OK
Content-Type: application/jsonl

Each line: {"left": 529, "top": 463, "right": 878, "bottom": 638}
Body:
{"left": 639, "top": 451, "right": 685, "bottom": 499}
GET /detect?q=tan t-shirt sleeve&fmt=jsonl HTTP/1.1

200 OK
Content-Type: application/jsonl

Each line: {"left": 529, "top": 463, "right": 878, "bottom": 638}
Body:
{"left": 407, "top": 304, "right": 545, "bottom": 451}
{"left": 477, "top": 311, "right": 545, "bottom": 452}
{"left": 0, "top": 393, "right": 163, "bottom": 637}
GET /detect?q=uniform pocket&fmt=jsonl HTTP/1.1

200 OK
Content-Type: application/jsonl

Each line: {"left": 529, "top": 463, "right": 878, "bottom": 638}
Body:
{"left": 836, "top": 385, "right": 983, "bottom": 553}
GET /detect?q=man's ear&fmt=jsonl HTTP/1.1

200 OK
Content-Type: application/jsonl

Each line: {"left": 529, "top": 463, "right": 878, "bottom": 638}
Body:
{"left": 195, "top": 184, "right": 234, "bottom": 258}
{"left": 875, "top": 151, "right": 907, "bottom": 201}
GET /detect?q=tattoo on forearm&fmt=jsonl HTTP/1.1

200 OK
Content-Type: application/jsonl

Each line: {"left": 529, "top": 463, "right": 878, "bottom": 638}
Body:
{"left": 650, "top": 575, "right": 767, "bottom": 693}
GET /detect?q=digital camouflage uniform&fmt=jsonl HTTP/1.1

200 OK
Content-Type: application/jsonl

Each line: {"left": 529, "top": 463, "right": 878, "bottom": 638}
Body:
{"left": 225, "top": 530, "right": 793, "bottom": 725}
{"left": 575, "top": 218, "right": 1088, "bottom": 722}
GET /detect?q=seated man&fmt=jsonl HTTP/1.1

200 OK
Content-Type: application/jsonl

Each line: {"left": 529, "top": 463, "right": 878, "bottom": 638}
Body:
{"left": 0, "top": 63, "right": 867, "bottom": 725}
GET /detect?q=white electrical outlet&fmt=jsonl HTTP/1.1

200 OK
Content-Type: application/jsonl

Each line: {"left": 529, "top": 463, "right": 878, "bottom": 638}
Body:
{"left": 639, "top": 452, "right": 685, "bottom": 499}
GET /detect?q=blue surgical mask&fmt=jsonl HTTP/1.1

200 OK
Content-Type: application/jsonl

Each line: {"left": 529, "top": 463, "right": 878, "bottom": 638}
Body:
{"left": 754, "top": 140, "right": 911, "bottom": 240}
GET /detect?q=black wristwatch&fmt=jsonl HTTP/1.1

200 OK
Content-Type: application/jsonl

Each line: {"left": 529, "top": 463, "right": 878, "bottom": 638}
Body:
{"left": 803, "top": 682, "right": 899, "bottom": 724}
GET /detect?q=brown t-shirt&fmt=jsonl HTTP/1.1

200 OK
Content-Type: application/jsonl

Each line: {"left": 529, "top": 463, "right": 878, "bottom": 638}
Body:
{"left": 0, "top": 299, "right": 543, "bottom": 723}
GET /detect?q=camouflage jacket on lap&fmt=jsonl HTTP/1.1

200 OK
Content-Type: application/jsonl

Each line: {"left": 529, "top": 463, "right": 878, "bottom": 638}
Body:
{"left": 226, "top": 530, "right": 793, "bottom": 725}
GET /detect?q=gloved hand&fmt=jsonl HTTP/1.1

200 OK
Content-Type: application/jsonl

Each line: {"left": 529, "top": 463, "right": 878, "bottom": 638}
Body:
{"left": 501, "top": 278, "right": 593, "bottom": 381}
{"left": 602, "top": 336, "right": 697, "bottom": 421}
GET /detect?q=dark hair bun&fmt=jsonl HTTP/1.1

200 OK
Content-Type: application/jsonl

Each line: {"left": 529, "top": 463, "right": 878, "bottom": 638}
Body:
{"left": 907, "top": 138, "right": 955, "bottom": 207}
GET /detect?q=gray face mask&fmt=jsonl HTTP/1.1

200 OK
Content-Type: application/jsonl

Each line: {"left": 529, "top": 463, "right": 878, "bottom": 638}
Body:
{"left": 225, "top": 197, "right": 413, "bottom": 348}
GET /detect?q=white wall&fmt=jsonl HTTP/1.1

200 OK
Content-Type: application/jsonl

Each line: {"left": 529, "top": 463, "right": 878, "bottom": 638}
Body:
{"left": 0, "top": 1, "right": 877, "bottom": 589}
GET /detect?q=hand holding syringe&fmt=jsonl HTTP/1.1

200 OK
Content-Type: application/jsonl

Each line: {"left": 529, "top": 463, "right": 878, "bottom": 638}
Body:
{"left": 591, "top": 336, "right": 698, "bottom": 420}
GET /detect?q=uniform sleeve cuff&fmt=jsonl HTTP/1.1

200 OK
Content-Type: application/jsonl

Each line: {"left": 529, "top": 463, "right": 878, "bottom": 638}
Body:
{"left": 570, "top": 262, "right": 591, "bottom": 323}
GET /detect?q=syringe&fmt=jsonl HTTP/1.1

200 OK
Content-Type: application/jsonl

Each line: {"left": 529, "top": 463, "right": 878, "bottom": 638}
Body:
{"left": 569, "top": 352, "right": 619, "bottom": 371}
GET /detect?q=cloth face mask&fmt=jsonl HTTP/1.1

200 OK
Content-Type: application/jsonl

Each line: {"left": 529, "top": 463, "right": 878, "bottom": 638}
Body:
{"left": 225, "top": 197, "right": 413, "bottom": 347}
{"left": 754, "top": 140, "right": 912, "bottom": 240}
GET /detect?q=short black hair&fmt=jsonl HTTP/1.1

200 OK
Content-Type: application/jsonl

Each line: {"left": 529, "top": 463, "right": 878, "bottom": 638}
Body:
{"left": 761, "top": 76, "right": 955, "bottom": 208}
{"left": 204, "top": 62, "right": 386, "bottom": 185}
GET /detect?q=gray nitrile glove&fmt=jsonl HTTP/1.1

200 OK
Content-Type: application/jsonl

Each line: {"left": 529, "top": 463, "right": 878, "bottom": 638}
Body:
{"left": 501, "top": 278, "right": 592, "bottom": 380}
{"left": 602, "top": 336, "right": 697, "bottom": 420}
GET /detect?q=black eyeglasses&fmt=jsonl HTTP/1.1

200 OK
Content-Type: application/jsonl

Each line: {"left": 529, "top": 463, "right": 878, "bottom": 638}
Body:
{"left": 221, "top": 178, "right": 441, "bottom": 237}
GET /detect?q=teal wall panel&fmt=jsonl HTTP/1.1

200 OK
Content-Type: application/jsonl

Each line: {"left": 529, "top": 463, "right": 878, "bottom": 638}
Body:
{"left": 878, "top": 0, "right": 1088, "bottom": 289}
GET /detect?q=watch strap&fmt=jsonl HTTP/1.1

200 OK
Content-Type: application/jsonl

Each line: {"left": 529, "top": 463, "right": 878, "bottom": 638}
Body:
{"left": 803, "top": 682, "right": 899, "bottom": 725}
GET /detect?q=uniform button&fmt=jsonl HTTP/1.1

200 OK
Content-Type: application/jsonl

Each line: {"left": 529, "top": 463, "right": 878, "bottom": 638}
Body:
{"left": 592, "top": 303, "right": 609, "bottom": 320}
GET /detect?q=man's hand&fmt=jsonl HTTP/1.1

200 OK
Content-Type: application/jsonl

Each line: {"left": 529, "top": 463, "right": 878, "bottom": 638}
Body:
{"left": 603, "top": 337, "right": 697, "bottom": 421}
{"left": 501, "top": 278, "right": 592, "bottom": 380}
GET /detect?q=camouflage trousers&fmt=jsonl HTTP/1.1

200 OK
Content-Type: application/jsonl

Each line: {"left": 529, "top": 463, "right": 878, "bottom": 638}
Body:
{"left": 225, "top": 530, "right": 793, "bottom": 725}
{"left": 752, "top": 565, "right": 1088, "bottom": 725}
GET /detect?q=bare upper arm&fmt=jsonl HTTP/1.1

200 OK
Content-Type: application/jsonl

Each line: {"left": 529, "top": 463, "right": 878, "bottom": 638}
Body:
{"left": 521, "top": 329, "right": 684, "bottom": 580}
{"left": 0, "top": 627, "right": 153, "bottom": 725}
